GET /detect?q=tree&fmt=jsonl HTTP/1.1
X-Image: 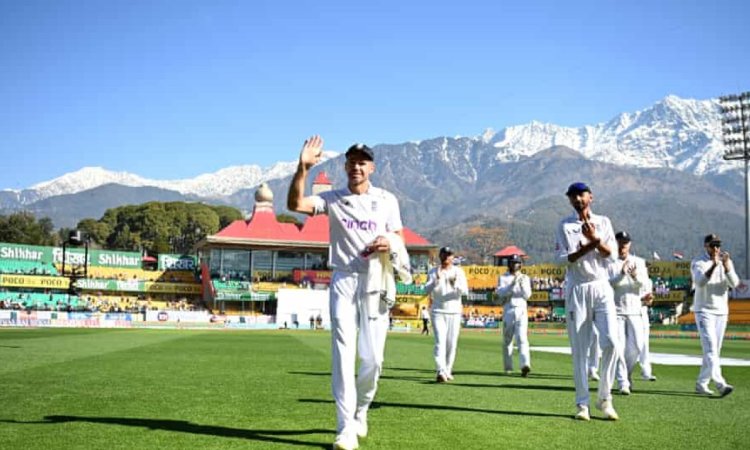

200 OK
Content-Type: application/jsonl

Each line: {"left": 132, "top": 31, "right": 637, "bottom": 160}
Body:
{"left": 72, "top": 201, "right": 243, "bottom": 255}
{"left": 0, "top": 212, "right": 55, "bottom": 245}
{"left": 464, "top": 225, "right": 508, "bottom": 265}
{"left": 277, "top": 213, "right": 301, "bottom": 225}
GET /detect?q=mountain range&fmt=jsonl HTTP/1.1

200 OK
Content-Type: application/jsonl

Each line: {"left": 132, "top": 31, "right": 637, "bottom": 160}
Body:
{"left": 1, "top": 95, "right": 746, "bottom": 273}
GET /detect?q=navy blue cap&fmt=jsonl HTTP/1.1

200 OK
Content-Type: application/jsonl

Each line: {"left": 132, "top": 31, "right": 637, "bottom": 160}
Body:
{"left": 704, "top": 234, "right": 721, "bottom": 245}
{"left": 439, "top": 246, "right": 454, "bottom": 256}
{"left": 566, "top": 182, "right": 591, "bottom": 196}
{"left": 615, "top": 231, "right": 631, "bottom": 242}
{"left": 345, "top": 143, "right": 374, "bottom": 161}
{"left": 507, "top": 254, "right": 523, "bottom": 265}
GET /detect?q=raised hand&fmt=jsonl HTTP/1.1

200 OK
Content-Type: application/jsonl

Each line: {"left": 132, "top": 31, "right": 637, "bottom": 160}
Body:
{"left": 299, "top": 135, "right": 324, "bottom": 170}
{"left": 721, "top": 251, "right": 733, "bottom": 271}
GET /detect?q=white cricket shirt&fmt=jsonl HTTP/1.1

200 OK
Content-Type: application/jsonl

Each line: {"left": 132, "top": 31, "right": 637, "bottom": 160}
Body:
{"left": 311, "top": 185, "right": 403, "bottom": 274}
{"left": 496, "top": 272, "right": 532, "bottom": 308}
{"left": 691, "top": 252, "right": 740, "bottom": 315}
{"left": 555, "top": 211, "right": 616, "bottom": 285}
{"left": 424, "top": 265, "right": 468, "bottom": 314}
{"left": 609, "top": 254, "right": 648, "bottom": 315}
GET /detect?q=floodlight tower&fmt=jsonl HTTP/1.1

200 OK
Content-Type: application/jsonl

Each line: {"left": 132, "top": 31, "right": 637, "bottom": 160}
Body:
{"left": 719, "top": 92, "right": 750, "bottom": 278}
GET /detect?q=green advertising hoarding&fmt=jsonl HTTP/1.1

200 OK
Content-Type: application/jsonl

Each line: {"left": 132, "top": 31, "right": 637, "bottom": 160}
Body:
{"left": 0, "top": 242, "right": 197, "bottom": 271}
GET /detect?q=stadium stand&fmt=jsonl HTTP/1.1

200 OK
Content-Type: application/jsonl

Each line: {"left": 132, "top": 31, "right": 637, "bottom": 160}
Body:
{"left": 0, "top": 260, "right": 58, "bottom": 276}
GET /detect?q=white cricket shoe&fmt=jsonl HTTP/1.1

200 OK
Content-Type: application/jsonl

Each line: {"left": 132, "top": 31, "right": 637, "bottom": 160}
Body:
{"left": 354, "top": 413, "right": 368, "bottom": 438}
{"left": 595, "top": 399, "right": 619, "bottom": 420}
{"left": 447, "top": 373, "right": 455, "bottom": 381}
{"left": 333, "top": 432, "right": 359, "bottom": 450}
{"left": 575, "top": 404, "right": 590, "bottom": 421}
{"left": 695, "top": 385, "right": 715, "bottom": 395}
{"left": 619, "top": 386, "right": 631, "bottom": 395}
{"left": 589, "top": 370, "right": 600, "bottom": 381}
{"left": 641, "top": 374, "right": 657, "bottom": 381}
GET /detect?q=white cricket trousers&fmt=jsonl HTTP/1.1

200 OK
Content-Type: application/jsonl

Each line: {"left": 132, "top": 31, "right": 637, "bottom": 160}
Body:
{"left": 587, "top": 326, "right": 601, "bottom": 373}
{"left": 431, "top": 311, "right": 461, "bottom": 377}
{"left": 566, "top": 279, "right": 619, "bottom": 406}
{"left": 615, "top": 314, "right": 645, "bottom": 389}
{"left": 330, "top": 271, "right": 389, "bottom": 435}
{"left": 695, "top": 311, "right": 729, "bottom": 390}
{"left": 639, "top": 307, "right": 653, "bottom": 377}
{"left": 503, "top": 305, "right": 530, "bottom": 371}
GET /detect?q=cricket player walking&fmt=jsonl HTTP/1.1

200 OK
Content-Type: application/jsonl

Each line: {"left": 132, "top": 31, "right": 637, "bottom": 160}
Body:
{"left": 496, "top": 254, "right": 532, "bottom": 376}
{"left": 288, "top": 135, "right": 405, "bottom": 450}
{"left": 555, "top": 182, "right": 620, "bottom": 421}
{"left": 609, "top": 231, "right": 648, "bottom": 395}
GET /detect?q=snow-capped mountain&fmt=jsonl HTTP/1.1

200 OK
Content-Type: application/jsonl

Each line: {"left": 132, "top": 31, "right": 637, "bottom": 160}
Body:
{"left": 3, "top": 152, "right": 337, "bottom": 205}
{"left": 0, "top": 95, "right": 737, "bottom": 208}
{"left": 485, "top": 95, "right": 729, "bottom": 175}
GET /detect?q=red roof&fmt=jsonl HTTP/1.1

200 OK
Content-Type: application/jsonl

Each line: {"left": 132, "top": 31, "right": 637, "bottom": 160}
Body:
{"left": 215, "top": 208, "right": 299, "bottom": 241}
{"left": 214, "top": 208, "right": 431, "bottom": 247}
{"left": 402, "top": 227, "right": 431, "bottom": 246}
{"left": 313, "top": 172, "right": 332, "bottom": 185}
{"left": 494, "top": 245, "right": 527, "bottom": 257}
{"left": 299, "top": 214, "right": 329, "bottom": 242}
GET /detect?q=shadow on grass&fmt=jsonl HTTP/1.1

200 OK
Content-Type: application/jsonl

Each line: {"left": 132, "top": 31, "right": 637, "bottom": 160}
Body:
{"left": 299, "top": 398, "right": 573, "bottom": 420}
{"left": 448, "top": 382, "right": 577, "bottom": 392}
{"left": 288, "top": 371, "right": 330, "bottom": 377}
{"left": 456, "top": 370, "right": 573, "bottom": 381}
{"left": 1, "top": 416, "right": 332, "bottom": 448}
{"left": 631, "top": 389, "right": 728, "bottom": 398}
{"left": 385, "top": 366, "right": 434, "bottom": 374}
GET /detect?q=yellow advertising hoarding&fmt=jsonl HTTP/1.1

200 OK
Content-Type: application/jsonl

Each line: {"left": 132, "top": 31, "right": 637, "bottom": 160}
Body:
{"left": 0, "top": 274, "right": 70, "bottom": 289}
{"left": 462, "top": 265, "right": 507, "bottom": 290}
{"left": 646, "top": 261, "right": 691, "bottom": 279}
{"left": 652, "top": 290, "right": 687, "bottom": 303}
{"left": 144, "top": 282, "right": 202, "bottom": 295}
{"left": 463, "top": 262, "right": 691, "bottom": 291}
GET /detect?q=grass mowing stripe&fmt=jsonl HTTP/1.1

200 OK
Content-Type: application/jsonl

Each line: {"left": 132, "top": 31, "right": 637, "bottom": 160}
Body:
{"left": 0, "top": 329, "right": 747, "bottom": 449}
{"left": 0, "top": 328, "right": 203, "bottom": 375}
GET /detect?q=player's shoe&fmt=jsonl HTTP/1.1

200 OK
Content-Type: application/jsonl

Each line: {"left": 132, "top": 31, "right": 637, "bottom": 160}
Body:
{"left": 436, "top": 373, "right": 448, "bottom": 383}
{"left": 446, "top": 373, "right": 454, "bottom": 381}
{"left": 574, "top": 404, "right": 590, "bottom": 421}
{"left": 333, "top": 432, "right": 359, "bottom": 450}
{"left": 641, "top": 374, "right": 657, "bottom": 381}
{"left": 354, "top": 411, "right": 368, "bottom": 438}
{"left": 719, "top": 384, "right": 734, "bottom": 398}
{"left": 588, "top": 370, "right": 600, "bottom": 381}
{"left": 521, "top": 366, "right": 531, "bottom": 378}
{"left": 619, "top": 386, "right": 631, "bottom": 395}
{"left": 595, "top": 399, "right": 619, "bottom": 420}
{"left": 695, "top": 384, "right": 714, "bottom": 395}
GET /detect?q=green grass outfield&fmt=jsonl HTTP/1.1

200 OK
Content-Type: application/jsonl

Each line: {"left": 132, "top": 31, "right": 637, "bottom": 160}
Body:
{"left": 0, "top": 328, "right": 747, "bottom": 449}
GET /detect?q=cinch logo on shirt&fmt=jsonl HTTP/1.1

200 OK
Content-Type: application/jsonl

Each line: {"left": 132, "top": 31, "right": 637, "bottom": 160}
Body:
{"left": 342, "top": 218, "right": 378, "bottom": 231}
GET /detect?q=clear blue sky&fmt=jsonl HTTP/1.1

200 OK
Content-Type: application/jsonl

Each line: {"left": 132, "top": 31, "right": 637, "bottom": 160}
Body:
{"left": 1, "top": 0, "right": 748, "bottom": 190}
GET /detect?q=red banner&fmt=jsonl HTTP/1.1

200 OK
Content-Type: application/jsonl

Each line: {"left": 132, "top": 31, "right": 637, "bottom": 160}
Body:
{"left": 293, "top": 269, "right": 332, "bottom": 285}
